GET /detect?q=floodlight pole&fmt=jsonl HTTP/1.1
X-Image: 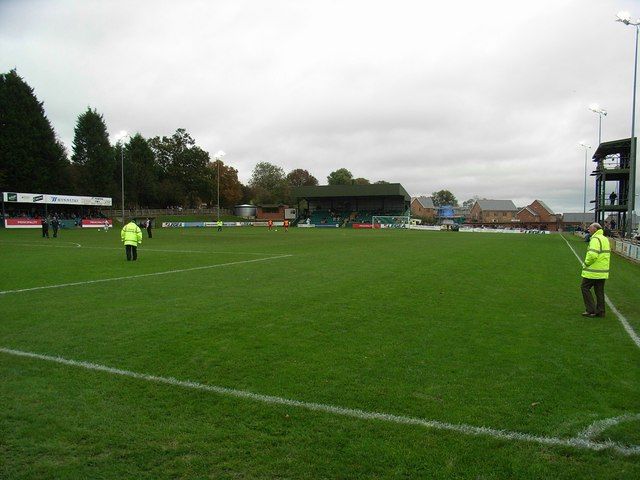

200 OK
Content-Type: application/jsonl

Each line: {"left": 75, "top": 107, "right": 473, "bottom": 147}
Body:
{"left": 213, "top": 151, "right": 226, "bottom": 222}
{"left": 119, "top": 133, "right": 130, "bottom": 225}
{"left": 617, "top": 13, "right": 640, "bottom": 237}
{"left": 580, "top": 143, "right": 591, "bottom": 217}
{"left": 630, "top": 25, "right": 639, "bottom": 236}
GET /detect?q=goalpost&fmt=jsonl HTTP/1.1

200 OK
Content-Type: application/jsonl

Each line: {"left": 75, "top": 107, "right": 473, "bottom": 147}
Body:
{"left": 371, "top": 215, "right": 410, "bottom": 229}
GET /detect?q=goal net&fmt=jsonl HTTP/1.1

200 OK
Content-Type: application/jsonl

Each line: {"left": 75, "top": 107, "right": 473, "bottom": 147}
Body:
{"left": 371, "top": 215, "right": 410, "bottom": 229}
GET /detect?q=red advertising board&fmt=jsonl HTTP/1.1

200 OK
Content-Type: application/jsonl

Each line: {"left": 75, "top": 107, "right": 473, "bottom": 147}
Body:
{"left": 5, "top": 218, "right": 41, "bottom": 228}
{"left": 82, "top": 219, "right": 112, "bottom": 228}
{"left": 351, "top": 223, "right": 380, "bottom": 229}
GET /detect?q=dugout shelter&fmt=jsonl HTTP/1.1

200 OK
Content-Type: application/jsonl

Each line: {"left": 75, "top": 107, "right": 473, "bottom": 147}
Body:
{"left": 292, "top": 183, "right": 411, "bottom": 227}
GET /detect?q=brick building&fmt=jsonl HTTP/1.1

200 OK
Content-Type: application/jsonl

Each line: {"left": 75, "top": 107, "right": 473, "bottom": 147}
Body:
{"left": 411, "top": 196, "right": 437, "bottom": 220}
{"left": 515, "top": 200, "right": 557, "bottom": 231}
{"left": 469, "top": 199, "right": 518, "bottom": 224}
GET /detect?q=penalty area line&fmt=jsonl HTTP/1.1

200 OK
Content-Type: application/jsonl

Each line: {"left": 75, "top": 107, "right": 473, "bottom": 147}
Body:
{"left": 560, "top": 234, "right": 640, "bottom": 350}
{"left": 1, "top": 347, "right": 638, "bottom": 456}
{"left": 0, "top": 255, "right": 292, "bottom": 295}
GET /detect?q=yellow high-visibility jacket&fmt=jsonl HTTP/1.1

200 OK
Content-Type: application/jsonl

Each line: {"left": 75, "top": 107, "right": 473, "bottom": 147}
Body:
{"left": 581, "top": 229, "right": 610, "bottom": 279}
{"left": 121, "top": 221, "right": 142, "bottom": 246}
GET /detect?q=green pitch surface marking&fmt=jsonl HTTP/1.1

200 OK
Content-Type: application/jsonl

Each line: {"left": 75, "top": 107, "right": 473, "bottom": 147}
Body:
{"left": 1, "top": 228, "right": 639, "bottom": 479}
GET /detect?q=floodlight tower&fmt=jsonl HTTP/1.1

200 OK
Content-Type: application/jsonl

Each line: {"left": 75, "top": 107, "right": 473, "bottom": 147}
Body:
{"left": 116, "top": 131, "right": 130, "bottom": 224}
{"left": 588, "top": 104, "right": 607, "bottom": 145}
{"left": 616, "top": 10, "right": 639, "bottom": 237}
{"left": 579, "top": 142, "right": 591, "bottom": 216}
{"left": 213, "top": 150, "right": 226, "bottom": 222}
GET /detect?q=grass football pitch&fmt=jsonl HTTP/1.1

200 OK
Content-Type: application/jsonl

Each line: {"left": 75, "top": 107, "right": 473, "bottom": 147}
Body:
{"left": 1, "top": 226, "right": 639, "bottom": 479}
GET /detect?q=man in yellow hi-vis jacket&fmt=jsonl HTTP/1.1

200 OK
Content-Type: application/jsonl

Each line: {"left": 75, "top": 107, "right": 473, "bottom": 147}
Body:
{"left": 121, "top": 219, "right": 143, "bottom": 261}
{"left": 581, "top": 223, "right": 610, "bottom": 317}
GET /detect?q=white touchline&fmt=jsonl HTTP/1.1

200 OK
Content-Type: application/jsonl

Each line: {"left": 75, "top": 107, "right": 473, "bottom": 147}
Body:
{"left": 1, "top": 346, "right": 638, "bottom": 456}
{"left": 0, "top": 255, "right": 292, "bottom": 295}
{"left": 560, "top": 234, "right": 640, "bottom": 350}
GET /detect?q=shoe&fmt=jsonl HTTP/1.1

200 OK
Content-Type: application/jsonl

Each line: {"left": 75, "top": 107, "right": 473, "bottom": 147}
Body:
{"left": 581, "top": 312, "right": 596, "bottom": 317}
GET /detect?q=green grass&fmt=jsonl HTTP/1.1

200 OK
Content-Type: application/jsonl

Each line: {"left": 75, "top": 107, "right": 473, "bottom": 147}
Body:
{"left": 1, "top": 227, "right": 639, "bottom": 479}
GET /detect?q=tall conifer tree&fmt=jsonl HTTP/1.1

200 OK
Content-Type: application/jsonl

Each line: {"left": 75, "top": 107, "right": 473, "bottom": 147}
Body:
{"left": 71, "top": 108, "right": 116, "bottom": 197}
{"left": 0, "top": 69, "right": 69, "bottom": 192}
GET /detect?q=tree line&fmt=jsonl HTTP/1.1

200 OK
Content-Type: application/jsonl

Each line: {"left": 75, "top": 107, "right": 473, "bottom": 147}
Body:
{"left": 0, "top": 70, "right": 397, "bottom": 210}
{"left": 1, "top": 70, "right": 474, "bottom": 209}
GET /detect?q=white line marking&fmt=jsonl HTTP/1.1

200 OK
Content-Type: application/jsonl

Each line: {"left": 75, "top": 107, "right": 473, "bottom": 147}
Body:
{"left": 578, "top": 413, "right": 640, "bottom": 440}
{"left": 0, "top": 241, "right": 281, "bottom": 256}
{"left": 0, "top": 255, "right": 292, "bottom": 295}
{"left": 1, "top": 346, "right": 638, "bottom": 456}
{"left": 561, "top": 234, "right": 640, "bottom": 350}
{"left": 0, "top": 241, "right": 82, "bottom": 248}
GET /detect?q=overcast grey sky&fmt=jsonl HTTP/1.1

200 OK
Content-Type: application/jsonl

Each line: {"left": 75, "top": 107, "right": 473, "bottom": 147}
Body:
{"left": 1, "top": 0, "right": 639, "bottom": 212}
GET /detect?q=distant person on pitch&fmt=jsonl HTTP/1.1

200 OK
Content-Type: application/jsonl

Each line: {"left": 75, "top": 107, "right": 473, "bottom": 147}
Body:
{"left": 41, "top": 216, "right": 49, "bottom": 238}
{"left": 121, "top": 218, "right": 142, "bottom": 261}
{"left": 580, "top": 222, "right": 610, "bottom": 318}
{"left": 51, "top": 215, "right": 60, "bottom": 238}
{"left": 145, "top": 218, "right": 153, "bottom": 238}
{"left": 217, "top": 219, "right": 223, "bottom": 232}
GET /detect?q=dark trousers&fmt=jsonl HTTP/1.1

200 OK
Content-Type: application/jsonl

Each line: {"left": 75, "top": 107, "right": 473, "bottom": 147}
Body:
{"left": 42, "top": 227, "right": 49, "bottom": 238}
{"left": 125, "top": 244, "right": 138, "bottom": 261}
{"left": 147, "top": 227, "right": 152, "bottom": 238}
{"left": 581, "top": 278, "right": 606, "bottom": 315}
{"left": 53, "top": 227, "right": 58, "bottom": 238}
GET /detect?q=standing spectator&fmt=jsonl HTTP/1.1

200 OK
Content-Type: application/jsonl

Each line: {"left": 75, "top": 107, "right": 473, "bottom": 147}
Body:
{"left": 580, "top": 223, "right": 611, "bottom": 318}
{"left": 51, "top": 215, "right": 60, "bottom": 238}
{"left": 121, "top": 219, "right": 142, "bottom": 261}
{"left": 145, "top": 218, "right": 153, "bottom": 238}
{"left": 41, "top": 217, "right": 49, "bottom": 238}
{"left": 609, "top": 191, "right": 617, "bottom": 205}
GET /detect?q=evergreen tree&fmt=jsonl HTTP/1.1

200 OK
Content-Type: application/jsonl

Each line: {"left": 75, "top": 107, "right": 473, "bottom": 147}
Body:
{"left": 71, "top": 108, "right": 116, "bottom": 197}
{"left": 0, "top": 69, "right": 69, "bottom": 193}
{"left": 125, "top": 134, "right": 158, "bottom": 208}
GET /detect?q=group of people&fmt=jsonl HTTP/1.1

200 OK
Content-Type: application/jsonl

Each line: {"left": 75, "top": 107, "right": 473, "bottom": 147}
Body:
{"left": 40, "top": 216, "right": 60, "bottom": 238}
{"left": 267, "top": 219, "right": 289, "bottom": 231}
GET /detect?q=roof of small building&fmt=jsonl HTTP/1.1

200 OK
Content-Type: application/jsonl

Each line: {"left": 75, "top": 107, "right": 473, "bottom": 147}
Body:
{"left": 292, "top": 183, "right": 410, "bottom": 201}
{"left": 518, "top": 206, "right": 538, "bottom": 217}
{"left": 535, "top": 200, "right": 555, "bottom": 214}
{"left": 412, "top": 196, "right": 435, "bottom": 208}
{"left": 475, "top": 199, "right": 518, "bottom": 211}
{"left": 562, "top": 213, "right": 594, "bottom": 223}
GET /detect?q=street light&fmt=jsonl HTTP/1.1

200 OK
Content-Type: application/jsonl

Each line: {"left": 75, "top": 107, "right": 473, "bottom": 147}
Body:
{"left": 579, "top": 142, "right": 591, "bottom": 216}
{"left": 213, "top": 150, "right": 226, "bottom": 221}
{"left": 115, "top": 131, "right": 130, "bottom": 225}
{"left": 616, "top": 10, "right": 640, "bottom": 237}
{"left": 588, "top": 103, "right": 607, "bottom": 145}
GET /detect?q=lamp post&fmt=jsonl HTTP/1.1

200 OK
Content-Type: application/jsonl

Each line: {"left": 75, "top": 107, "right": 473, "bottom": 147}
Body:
{"left": 579, "top": 142, "right": 591, "bottom": 216}
{"left": 616, "top": 10, "right": 639, "bottom": 237}
{"left": 588, "top": 104, "right": 607, "bottom": 145}
{"left": 117, "top": 131, "right": 130, "bottom": 225}
{"left": 213, "top": 150, "right": 226, "bottom": 221}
